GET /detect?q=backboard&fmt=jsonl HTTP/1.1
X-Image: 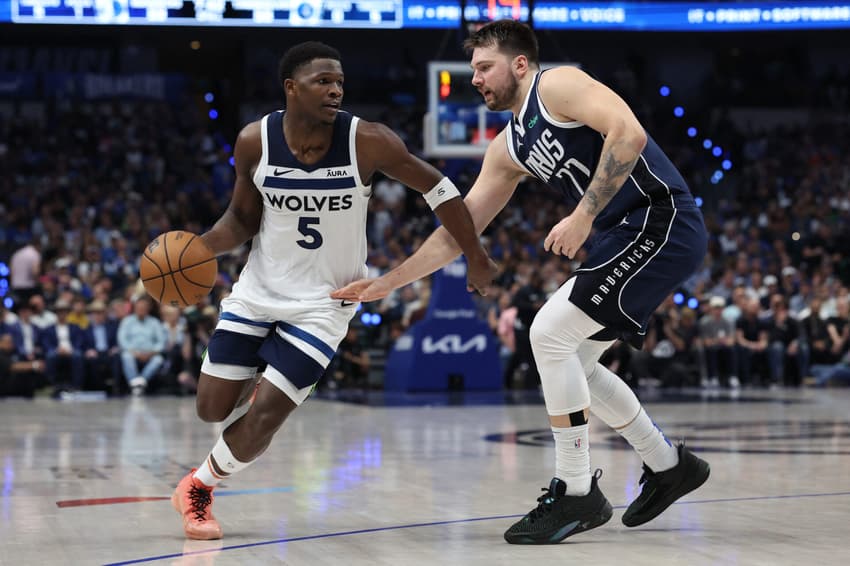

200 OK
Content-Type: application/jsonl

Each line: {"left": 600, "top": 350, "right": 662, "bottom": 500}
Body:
{"left": 423, "top": 60, "right": 567, "bottom": 158}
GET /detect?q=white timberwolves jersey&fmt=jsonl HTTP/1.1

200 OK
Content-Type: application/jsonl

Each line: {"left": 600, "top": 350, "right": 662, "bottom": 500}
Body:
{"left": 235, "top": 110, "right": 371, "bottom": 305}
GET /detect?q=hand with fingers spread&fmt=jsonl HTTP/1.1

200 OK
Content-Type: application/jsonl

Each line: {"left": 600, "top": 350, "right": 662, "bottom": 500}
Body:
{"left": 543, "top": 209, "right": 594, "bottom": 259}
{"left": 331, "top": 278, "right": 393, "bottom": 303}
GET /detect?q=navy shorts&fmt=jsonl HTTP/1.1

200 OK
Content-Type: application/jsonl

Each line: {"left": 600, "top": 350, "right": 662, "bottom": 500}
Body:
{"left": 570, "top": 203, "right": 707, "bottom": 348}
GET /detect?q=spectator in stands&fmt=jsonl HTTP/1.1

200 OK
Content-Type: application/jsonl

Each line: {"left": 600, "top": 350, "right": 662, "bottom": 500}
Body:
{"left": 117, "top": 296, "right": 166, "bottom": 396}
{"left": 699, "top": 296, "right": 739, "bottom": 388}
{"left": 9, "top": 238, "right": 41, "bottom": 303}
{"left": 631, "top": 299, "right": 699, "bottom": 387}
{"left": 723, "top": 285, "right": 748, "bottom": 324}
{"left": 9, "top": 303, "right": 43, "bottom": 366}
{"left": 790, "top": 279, "right": 814, "bottom": 319}
{"left": 41, "top": 299, "right": 85, "bottom": 395}
{"left": 504, "top": 270, "right": 544, "bottom": 389}
{"left": 373, "top": 176, "right": 407, "bottom": 212}
{"left": 327, "top": 326, "right": 370, "bottom": 389}
{"left": 766, "top": 295, "right": 804, "bottom": 387}
{"left": 83, "top": 300, "right": 120, "bottom": 393}
{"left": 800, "top": 294, "right": 834, "bottom": 367}
{"left": 67, "top": 296, "right": 90, "bottom": 330}
{"left": 0, "top": 332, "right": 44, "bottom": 397}
{"left": 494, "top": 290, "right": 518, "bottom": 382}
{"left": 179, "top": 305, "right": 219, "bottom": 394}
{"left": 708, "top": 268, "right": 736, "bottom": 303}
{"left": 28, "top": 294, "right": 57, "bottom": 329}
{"left": 161, "top": 304, "right": 190, "bottom": 394}
{"left": 661, "top": 307, "right": 700, "bottom": 387}
{"left": 761, "top": 275, "right": 781, "bottom": 311}
{"left": 736, "top": 297, "right": 769, "bottom": 386}
{"left": 826, "top": 296, "right": 850, "bottom": 363}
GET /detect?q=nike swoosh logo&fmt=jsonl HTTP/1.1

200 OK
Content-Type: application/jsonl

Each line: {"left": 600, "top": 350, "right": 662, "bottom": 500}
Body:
{"left": 273, "top": 168, "right": 293, "bottom": 176}
{"left": 340, "top": 300, "right": 356, "bottom": 307}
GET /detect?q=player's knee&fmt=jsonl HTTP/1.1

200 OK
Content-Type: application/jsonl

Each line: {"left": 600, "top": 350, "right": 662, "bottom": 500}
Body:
{"left": 196, "top": 395, "right": 230, "bottom": 423}
{"left": 529, "top": 308, "right": 557, "bottom": 350}
{"left": 530, "top": 303, "right": 581, "bottom": 354}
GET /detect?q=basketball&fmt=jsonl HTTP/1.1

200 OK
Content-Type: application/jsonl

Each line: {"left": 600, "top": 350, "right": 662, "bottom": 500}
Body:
{"left": 140, "top": 231, "right": 218, "bottom": 308}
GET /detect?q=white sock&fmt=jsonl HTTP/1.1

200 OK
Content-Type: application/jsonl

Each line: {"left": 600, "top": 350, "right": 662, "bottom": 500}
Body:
{"left": 220, "top": 397, "right": 253, "bottom": 430}
{"left": 552, "top": 425, "right": 591, "bottom": 496}
{"left": 617, "top": 408, "right": 679, "bottom": 473}
{"left": 193, "top": 434, "right": 253, "bottom": 487}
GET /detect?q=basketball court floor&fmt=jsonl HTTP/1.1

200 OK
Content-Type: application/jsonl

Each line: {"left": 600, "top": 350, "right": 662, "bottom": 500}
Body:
{"left": 1, "top": 387, "right": 848, "bottom": 565}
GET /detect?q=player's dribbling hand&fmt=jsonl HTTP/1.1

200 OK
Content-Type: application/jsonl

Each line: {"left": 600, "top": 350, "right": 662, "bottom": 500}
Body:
{"left": 544, "top": 210, "right": 594, "bottom": 259}
{"left": 465, "top": 255, "right": 499, "bottom": 296}
{"left": 331, "top": 278, "right": 393, "bottom": 303}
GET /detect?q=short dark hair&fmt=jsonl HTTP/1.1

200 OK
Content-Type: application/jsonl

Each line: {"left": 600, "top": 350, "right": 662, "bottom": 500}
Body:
{"left": 462, "top": 19, "right": 539, "bottom": 66}
{"left": 278, "top": 41, "right": 342, "bottom": 89}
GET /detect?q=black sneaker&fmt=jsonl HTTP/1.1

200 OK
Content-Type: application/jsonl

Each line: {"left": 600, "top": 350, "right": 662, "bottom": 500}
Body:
{"left": 504, "top": 470, "right": 613, "bottom": 544}
{"left": 621, "top": 442, "right": 710, "bottom": 527}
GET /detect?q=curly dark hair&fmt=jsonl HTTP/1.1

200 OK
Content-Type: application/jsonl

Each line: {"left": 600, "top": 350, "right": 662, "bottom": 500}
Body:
{"left": 278, "top": 41, "right": 342, "bottom": 89}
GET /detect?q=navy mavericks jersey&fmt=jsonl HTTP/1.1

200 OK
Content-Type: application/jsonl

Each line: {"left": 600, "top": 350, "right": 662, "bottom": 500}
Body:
{"left": 505, "top": 70, "right": 694, "bottom": 231}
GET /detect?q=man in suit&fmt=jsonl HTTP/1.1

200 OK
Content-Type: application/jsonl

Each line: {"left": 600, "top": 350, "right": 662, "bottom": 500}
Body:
{"left": 10, "top": 302, "right": 44, "bottom": 363}
{"left": 5, "top": 302, "right": 47, "bottom": 394}
{"left": 83, "top": 300, "right": 120, "bottom": 392}
{"left": 41, "top": 300, "right": 85, "bottom": 394}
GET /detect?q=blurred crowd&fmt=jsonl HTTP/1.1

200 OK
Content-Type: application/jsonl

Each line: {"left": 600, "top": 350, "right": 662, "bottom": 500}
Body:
{"left": 1, "top": 90, "right": 848, "bottom": 397}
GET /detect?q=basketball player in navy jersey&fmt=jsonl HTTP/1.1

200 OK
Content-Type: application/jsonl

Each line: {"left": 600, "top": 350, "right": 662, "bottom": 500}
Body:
{"left": 333, "top": 20, "right": 710, "bottom": 543}
{"left": 171, "top": 41, "right": 497, "bottom": 540}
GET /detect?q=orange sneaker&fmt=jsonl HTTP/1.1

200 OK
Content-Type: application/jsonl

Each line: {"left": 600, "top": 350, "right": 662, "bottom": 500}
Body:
{"left": 171, "top": 469, "right": 223, "bottom": 540}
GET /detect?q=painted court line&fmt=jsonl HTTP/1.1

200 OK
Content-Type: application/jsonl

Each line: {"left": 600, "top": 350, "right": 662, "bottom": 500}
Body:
{"left": 104, "top": 490, "right": 850, "bottom": 566}
{"left": 57, "top": 486, "right": 294, "bottom": 508}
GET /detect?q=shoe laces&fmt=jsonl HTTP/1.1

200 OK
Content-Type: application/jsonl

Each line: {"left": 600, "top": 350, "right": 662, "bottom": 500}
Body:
{"left": 188, "top": 484, "right": 213, "bottom": 522}
{"left": 638, "top": 464, "right": 657, "bottom": 487}
{"left": 528, "top": 487, "right": 558, "bottom": 522}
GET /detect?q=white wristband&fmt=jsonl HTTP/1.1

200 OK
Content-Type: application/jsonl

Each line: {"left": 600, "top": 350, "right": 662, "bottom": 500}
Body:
{"left": 422, "top": 177, "right": 461, "bottom": 210}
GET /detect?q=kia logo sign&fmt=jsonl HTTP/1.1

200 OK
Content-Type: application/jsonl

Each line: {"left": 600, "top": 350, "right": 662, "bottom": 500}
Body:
{"left": 422, "top": 334, "right": 488, "bottom": 354}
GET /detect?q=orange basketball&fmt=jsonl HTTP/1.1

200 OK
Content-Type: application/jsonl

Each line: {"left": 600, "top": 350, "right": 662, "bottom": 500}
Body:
{"left": 139, "top": 231, "right": 218, "bottom": 308}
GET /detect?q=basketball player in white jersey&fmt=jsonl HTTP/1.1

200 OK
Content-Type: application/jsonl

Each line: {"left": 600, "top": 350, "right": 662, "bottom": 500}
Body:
{"left": 171, "top": 41, "right": 497, "bottom": 540}
{"left": 334, "top": 20, "right": 710, "bottom": 544}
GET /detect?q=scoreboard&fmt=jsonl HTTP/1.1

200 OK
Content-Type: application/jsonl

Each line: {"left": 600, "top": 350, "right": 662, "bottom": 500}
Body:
{"left": 2, "top": 0, "right": 850, "bottom": 29}
{"left": 3, "top": 0, "right": 460, "bottom": 27}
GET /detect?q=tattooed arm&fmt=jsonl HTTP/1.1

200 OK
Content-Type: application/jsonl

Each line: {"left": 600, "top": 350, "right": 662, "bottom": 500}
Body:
{"left": 580, "top": 137, "right": 645, "bottom": 216}
{"left": 539, "top": 66, "right": 648, "bottom": 257}
{"left": 539, "top": 66, "right": 648, "bottom": 217}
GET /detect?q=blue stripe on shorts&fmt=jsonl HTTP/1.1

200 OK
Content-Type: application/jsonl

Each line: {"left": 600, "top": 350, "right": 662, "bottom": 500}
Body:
{"left": 276, "top": 321, "right": 336, "bottom": 360}
{"left": 220, "top": 312, "right": 274, "bottom": 329}
{"left": 259, "top": 332, "right": 327, "bottom": 389}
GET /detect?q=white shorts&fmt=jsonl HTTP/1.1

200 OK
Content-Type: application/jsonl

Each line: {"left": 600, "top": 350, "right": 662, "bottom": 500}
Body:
{"left": 201, "top": 294, "right": 357, "bottom": 405}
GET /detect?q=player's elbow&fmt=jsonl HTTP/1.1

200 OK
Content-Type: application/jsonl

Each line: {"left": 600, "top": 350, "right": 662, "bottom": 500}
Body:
{"left": 622, "top": 125, "right": 647, "bottom": 155}
{"left": 631, "top": 129, "right": 648, "bottom": 153}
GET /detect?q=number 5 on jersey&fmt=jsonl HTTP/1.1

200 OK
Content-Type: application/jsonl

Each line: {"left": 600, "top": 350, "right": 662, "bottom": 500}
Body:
{"left": 297, "top": 217, "right": 323, "bottom": 249}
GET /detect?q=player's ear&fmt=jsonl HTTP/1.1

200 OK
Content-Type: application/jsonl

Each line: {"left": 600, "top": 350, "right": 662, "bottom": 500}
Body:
{"left": 512, "top": 54, "right": 529, "bottom": 75}
{"left": 283, "top": 78, "right": 297, "bottom": 97}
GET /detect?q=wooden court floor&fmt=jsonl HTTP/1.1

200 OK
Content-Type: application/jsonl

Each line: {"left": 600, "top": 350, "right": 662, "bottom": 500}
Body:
{"left": 1, "top": 387, "right": 848, "bottom": 565}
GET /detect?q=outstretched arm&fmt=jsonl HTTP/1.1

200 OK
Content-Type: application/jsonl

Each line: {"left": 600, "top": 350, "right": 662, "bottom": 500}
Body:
{"left": 200, "top": 122, "right": 264, "bottom": 255}
{"left": 356, "top": 121, "right": 498, "bottom": 294}
{"left": 539, "top": 66, "right": 648, "bottom": 257}
{"left": 334, "top": 129, "right": 525, "bottom": 302}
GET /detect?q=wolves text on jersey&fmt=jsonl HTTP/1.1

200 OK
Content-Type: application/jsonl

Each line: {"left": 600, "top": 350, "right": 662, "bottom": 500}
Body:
{"left": 263, "top": 193, "right": 354, "bottom": 212}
